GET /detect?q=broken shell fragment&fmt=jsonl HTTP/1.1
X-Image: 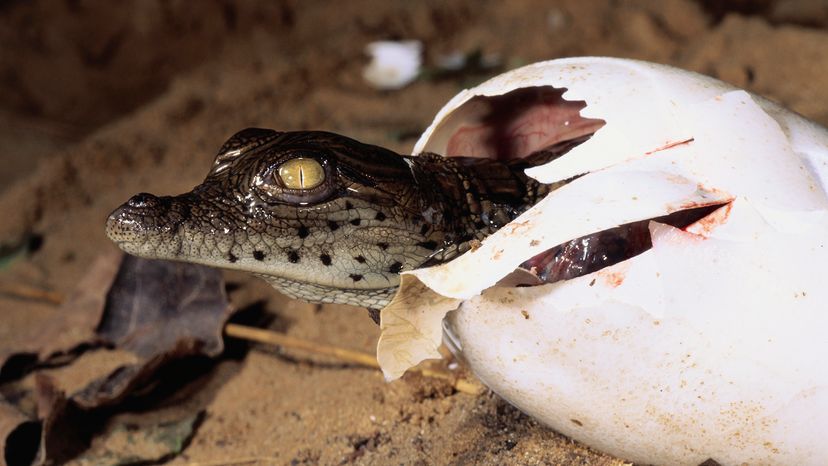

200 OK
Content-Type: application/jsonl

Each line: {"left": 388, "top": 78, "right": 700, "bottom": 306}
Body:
{"left": 377, "top": 57, "right": 828, "bottom": 465}
{"left": 362, "top": 40, "right": 422, "bottom": 90}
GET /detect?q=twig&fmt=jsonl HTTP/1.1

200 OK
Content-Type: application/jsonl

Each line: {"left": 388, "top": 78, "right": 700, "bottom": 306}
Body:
{"left": 183, "top": 457, "right": 280, "bottom": 466}
{"left": 224, "top": 323, "right": 482, "bottom": 395}
{"left": 0, "top": 282, "right": 64, "bottom": 305}
{"left": 0, "top": 282, "right": 483, "bottom": 395}
{"left": 225, "top": 323, "right": 380, "bottom": 369}
{"left": 415, "top": 367, "right": 482, "bottom": 396}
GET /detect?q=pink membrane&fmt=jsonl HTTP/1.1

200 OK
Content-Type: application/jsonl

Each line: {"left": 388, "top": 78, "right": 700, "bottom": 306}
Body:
{"left": 444, "top": 87, "right": 605, "bottom": 161}
{"left": 438, "top": 86, "right": 729, "bottom": 285}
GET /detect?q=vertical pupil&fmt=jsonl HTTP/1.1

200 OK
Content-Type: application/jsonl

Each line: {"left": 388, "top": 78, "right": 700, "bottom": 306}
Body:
{"left": 278, "top": 158, "right": 324, "bottom": 190}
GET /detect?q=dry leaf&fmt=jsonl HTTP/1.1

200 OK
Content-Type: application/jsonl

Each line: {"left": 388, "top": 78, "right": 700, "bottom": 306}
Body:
{"left": 0, "top": 399, "right": 39, "bottom": 466}
{"left": 71, "top": 411, "right": 204, "bottom": 466}
{"left": 2, "top": 254, "right": 235, "bottom": 465}
{"left": 0, "top": 252, "right": 121, "bottom": 382}
{"left": 97, "top": 255, "right": 232, "bottom": 358}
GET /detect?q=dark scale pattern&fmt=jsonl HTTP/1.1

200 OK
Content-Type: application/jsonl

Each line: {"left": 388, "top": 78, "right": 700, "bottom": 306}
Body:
{"left": 418, "top": 240, "right": 438, "bottom": 250}
{"left": 106, "top": 129, "right": 578, "bottom": 310}
{"left": 261, "top": 274, "right": 396, "bottom": 309}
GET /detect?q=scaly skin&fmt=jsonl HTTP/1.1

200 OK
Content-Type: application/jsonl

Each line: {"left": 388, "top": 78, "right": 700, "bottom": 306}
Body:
{"left": 106, "top": 128, "right": 576, "bottom": 314}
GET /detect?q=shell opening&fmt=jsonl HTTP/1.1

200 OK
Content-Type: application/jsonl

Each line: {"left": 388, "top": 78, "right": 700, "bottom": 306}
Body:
{"left": 422, "top": 85, "right": 736, "bottom": 286}
{"left": 420, "top": 86, "right": 605, "bottom": 161}
{"left": 519, "top": 203, "right": 731, "bottom": 284}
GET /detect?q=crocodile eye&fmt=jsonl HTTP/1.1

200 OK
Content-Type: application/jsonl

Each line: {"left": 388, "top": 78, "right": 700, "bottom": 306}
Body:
{"left": 278, "top": 158, "right": 325, "bottom": 189}
{"left": 255, "top": 156, "right": 335, "bottom": 205}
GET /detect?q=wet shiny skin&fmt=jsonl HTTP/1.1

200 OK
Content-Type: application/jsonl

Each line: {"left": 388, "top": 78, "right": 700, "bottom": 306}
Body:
{"left": 106, "top": 128, "right": 559, "bottom": 312}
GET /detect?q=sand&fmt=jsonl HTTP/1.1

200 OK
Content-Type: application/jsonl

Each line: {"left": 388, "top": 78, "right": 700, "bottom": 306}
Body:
{"left": 1, "top": 1, "right": 827, "bottom": 464}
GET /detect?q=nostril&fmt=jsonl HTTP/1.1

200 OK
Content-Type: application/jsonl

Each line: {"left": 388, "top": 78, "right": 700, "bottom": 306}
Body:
{"left": 127, "top": 192, "right": 157, "bottom": 208}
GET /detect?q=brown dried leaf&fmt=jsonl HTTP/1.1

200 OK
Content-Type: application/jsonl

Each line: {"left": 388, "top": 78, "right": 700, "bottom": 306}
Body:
{"left": 71, "top": 343, "right": 208, "bottom": 411}
{"left": 33, "top": 375, "right": 91, "bottom": 466}
{"left": 2, "top": 254, "right": 234, "bottom": 465}
{"left": 0, "top": 252, "right": 121, "bottom": 381}
{"left": 71, "top": 411, "right": 204, "bottom": 466}
{"left": 97, "top": 255, "right": 232, "bottom": 358}
{"left": 70, "top": 255, "right": 234, "bottom": 410}
{"left": 0, "top": 399, "right": 39, "bottom": 466}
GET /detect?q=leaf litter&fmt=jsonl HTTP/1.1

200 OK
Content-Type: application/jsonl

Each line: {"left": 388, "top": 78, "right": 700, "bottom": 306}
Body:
{"left": 1, "top": 252, "right": 234, "bottom": 466}
{"left": 0, "top": 252, "right": 479, "bottom": 465}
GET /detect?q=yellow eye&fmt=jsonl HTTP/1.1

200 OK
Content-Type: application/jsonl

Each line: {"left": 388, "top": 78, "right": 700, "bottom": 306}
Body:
{"left": 278, "top": 158, "right": 325, "bottom": 189}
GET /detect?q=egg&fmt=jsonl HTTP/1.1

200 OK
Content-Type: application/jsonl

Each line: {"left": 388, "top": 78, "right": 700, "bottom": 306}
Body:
{"left": 376, "top": 57, "right": 828, "bottom": 465}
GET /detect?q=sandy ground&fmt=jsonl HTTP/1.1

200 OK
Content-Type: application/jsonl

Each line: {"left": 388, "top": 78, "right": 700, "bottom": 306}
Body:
{"left": 1, "top": 1, "right": 827, "bottom": 465}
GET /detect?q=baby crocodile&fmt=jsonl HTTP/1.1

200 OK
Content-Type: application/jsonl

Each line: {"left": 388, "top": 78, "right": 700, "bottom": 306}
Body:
{"left": 106, "top": 129, "right": 581, "bottom": 317}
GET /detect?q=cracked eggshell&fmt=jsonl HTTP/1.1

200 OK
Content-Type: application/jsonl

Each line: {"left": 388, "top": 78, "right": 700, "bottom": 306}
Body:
{"left": 377, "top": 57, "right": 828, "bottom": 465}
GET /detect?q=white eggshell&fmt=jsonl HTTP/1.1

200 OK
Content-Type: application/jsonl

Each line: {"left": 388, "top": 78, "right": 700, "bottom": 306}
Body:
{"left": 378, "top": 57, "right": 828, "bottom": 465}
{"left": 362, "top": 40, "right": 422, "bottom": 90}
